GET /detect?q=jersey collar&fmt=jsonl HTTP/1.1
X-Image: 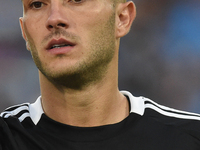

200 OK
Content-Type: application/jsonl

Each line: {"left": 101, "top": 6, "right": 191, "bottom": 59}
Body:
{"left": 29, "top": 91, "right": 145, "bottom": 125}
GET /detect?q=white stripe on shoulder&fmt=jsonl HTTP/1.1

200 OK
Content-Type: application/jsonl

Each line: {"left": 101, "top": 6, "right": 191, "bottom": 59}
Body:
{"left": 18, "top": 112, "right": 31, "bottom": 122}
{"left": 0, "top": 97, "right": 44, "bottom": 124}
{"left": 144, "top": 97, "right": 200, "bottom": 120}
{"left": 0, "top": 103, "right": 30, "bottom": 122}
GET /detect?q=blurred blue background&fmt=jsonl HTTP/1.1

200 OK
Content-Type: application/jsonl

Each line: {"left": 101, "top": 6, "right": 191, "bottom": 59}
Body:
{"left": 1, "top": 0, "right": 200, "bottom": 113}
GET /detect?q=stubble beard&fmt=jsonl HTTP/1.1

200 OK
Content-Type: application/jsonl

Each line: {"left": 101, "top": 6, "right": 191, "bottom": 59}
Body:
{"left": 26, "top": 12, "right": 116, "bottom": 90}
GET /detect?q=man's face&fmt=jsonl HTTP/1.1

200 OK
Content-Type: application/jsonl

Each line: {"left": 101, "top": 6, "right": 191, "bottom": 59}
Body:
{"left": 20, "top": 0, "right": 118, "bottom": 88}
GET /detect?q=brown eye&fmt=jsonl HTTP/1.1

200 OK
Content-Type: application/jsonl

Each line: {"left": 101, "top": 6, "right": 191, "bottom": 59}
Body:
{"left": 71, "top": 0, "right": 83, "bottom": 3}
{"left": 30, "top": 1, "right": 43, "bottom": 9}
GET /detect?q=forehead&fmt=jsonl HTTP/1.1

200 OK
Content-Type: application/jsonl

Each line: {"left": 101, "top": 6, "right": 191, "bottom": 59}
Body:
{"left": 21, "top": 0, "right": 114, "bottom": 3}
{"left": 21, "top": 0, "right": 115, "bottom": 9}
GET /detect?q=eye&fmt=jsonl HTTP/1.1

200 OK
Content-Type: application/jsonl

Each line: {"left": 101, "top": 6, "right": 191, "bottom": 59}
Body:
{"left": 69, "top": 0, "right": 83, "bottom": 4}
{"left": 29, "top": 1, "right": 44, "bottom": 9}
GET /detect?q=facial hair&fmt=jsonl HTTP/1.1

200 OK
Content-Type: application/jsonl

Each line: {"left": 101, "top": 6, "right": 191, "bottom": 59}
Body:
{"left": 24, "top": 12, "right": 116, "bottom": 90}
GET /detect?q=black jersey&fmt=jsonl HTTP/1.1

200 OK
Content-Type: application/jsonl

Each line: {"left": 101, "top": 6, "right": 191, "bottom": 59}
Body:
{"left": 1, "top": 91, "right": 200, "bottom": 150}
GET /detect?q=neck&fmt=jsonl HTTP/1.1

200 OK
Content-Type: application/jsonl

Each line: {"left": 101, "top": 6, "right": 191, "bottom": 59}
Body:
{"left": 39, "top": 53, "right": 129, "bottom": 127}
{"left": 40, "top": 73, "right": 129, "bottom": 127}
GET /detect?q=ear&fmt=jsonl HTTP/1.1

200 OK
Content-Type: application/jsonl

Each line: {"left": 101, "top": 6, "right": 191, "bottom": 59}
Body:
{"left": 19, "top": 17, "right": 31, "bottom": 51}
{"left": 116, "top": 1, "right": 136, "bottom": 38}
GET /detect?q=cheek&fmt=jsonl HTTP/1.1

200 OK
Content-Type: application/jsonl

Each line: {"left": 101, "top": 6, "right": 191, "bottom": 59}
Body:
{"left": 24, "top": 18, "right": 45, "bottom": 51}
{"left": 88, "top": 13, "right": 115, "bottom": 44}
{"left": 76, "top": 15, "right": 115, "bottom": 62}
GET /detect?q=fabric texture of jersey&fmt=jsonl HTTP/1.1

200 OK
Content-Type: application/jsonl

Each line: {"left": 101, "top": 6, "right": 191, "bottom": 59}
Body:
{"left": 1, "top": 91, "right": 200, "bottom": 150}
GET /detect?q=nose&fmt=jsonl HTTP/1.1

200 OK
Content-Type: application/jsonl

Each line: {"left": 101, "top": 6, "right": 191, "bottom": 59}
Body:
{"left": 46, "top": 4, "right": 68, "bottom": 30}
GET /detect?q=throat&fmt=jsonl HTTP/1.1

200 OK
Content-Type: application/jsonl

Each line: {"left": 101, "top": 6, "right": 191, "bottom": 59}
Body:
{"left": 41, "top": 90, "right": 129, "bottom": 127}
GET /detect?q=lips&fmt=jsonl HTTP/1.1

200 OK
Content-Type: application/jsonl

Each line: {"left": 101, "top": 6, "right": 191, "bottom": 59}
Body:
{"left": 46, "top": 38, "right": 75, "bottom": 50}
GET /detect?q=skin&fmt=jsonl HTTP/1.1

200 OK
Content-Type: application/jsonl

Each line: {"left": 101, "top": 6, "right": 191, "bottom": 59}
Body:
{"left": 20, "top": 0, "right": 136, "bottom": 127}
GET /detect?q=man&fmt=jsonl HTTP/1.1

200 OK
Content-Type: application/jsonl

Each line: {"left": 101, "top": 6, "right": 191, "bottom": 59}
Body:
{"left": 1, "top": 0, "right": 200, "bottom": 149}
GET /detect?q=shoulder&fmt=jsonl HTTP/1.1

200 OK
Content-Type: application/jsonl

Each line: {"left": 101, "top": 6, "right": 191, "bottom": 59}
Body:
{"left": 122, "top": 91, "right": 200, "bottom": 138}
{"left": 0, "top": 103, "right": 30, "bottom": 123}
{"left": 142, "top": 97, "right": 200, "bottom": 144}
{"left": 0, "top": 96, "right": 44, "bottom": 125}
{"left": 122, "top": 91, "right": 200, "bottom": 121}
{"left": 0, "top": 102, "right": 40, "bottom": 149}
{"left": 143, "top": 97, "right": 200, "bottom": 122}
{"left": 0, "top": 104, "right": 30, "bottom": 150}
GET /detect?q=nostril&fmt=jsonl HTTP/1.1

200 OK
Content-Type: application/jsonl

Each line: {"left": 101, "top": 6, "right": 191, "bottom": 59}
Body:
{"left": 57, "top": 23, "right": 66, "bottom": 27}
{"left": 46, "top": 21, "right": 67, "bottom": 30}
{"left": 48, "top": 25, "right": 54, "bottom": 29}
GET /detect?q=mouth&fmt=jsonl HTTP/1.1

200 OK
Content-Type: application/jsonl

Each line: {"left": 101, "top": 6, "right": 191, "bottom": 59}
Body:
{"left": 46, "top": 38, "right": 75, "bottom": 50}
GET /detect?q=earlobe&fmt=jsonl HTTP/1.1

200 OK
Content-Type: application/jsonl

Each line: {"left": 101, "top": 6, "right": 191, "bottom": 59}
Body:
{"left": 19, "top": 17, "right": 30, "bottom": 51}
{"left": 116, "top": 1, "right": 136, "bottom": 38}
